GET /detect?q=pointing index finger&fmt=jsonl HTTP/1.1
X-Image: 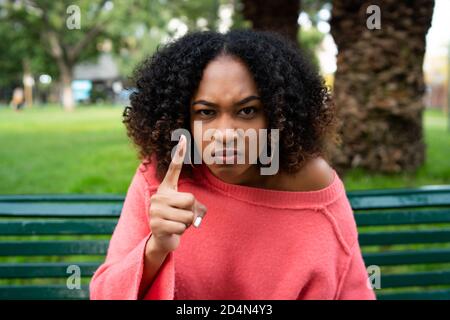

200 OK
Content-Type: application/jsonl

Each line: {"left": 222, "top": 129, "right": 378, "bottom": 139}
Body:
{"left": 161, "top": 134, "right": 186, "bottom": 190}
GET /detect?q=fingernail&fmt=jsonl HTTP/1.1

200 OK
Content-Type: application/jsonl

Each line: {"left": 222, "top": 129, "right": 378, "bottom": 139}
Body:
{"left": 178, "top": 135, "right": 186, "bottom": 156}
{"left": 193, "top": 216, "right": 202, "bottom": 228}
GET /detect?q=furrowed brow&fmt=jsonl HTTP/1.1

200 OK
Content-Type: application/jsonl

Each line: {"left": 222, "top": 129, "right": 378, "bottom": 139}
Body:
{"left": 191, "top": 95, "right": 261, "bottom": 108}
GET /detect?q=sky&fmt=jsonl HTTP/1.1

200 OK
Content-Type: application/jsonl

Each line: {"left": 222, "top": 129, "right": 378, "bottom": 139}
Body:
{"left": 426, "top": 0, "right": 450, "bottom": 57}
{"left": 423, "top": 0, "right": 450, "bottom": 82}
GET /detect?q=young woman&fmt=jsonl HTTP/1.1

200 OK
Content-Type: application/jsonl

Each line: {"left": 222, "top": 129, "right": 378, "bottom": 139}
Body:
{"left": 89, "top": 29, "right": 376, "bottom": 300}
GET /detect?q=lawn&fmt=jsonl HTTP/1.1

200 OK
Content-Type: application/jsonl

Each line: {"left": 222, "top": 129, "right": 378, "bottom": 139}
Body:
{"left": 0, "top": 105, "right": 140, "bottom": 194}
{"left": 0, "top": 105, "right": 449, "bottom": 194}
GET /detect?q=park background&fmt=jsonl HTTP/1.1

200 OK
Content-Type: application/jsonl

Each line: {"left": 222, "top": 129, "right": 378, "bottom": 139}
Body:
{"left": 0, "top": 0, "right": 450, "bottom": 299}
{"left": 0, "top": 0, "right": 449, "bottom": 194}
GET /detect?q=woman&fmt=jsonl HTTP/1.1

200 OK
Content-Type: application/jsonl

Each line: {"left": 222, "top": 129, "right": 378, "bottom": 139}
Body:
{"left": 89, "top": 29, "right": 376, "bottom": 300}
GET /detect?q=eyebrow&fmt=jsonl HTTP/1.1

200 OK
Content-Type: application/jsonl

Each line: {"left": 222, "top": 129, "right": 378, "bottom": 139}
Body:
{"left": 191, "top": 95, "right": 261, "bottom": 108}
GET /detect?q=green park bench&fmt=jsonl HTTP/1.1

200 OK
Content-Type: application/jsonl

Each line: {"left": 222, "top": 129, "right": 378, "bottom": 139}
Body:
{"left": 1, "top": 186, "right": 450, "bottom": 300}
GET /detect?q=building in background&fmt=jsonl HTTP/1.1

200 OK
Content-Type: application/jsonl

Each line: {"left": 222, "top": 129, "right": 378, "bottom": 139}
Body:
{"left": 73, "top": 53, "right": 125, "bottom": 105}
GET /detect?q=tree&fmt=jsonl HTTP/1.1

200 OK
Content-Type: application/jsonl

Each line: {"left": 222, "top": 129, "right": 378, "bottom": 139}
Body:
{"left": 2, "top": 0, "right": 153, "bottom": 111}
{"left": 2, "top": 0, "right": 242, "bottom": 108}
{"left": 329, "top": 0, "right": 434, "bottom": 174}
{"left": 240, "top": 0, "right": 301, "bottom": 43}
{"left": 113, "top": 0, "right": 229, "bottom": 80}
{"left": 0, "top": 8, "right": 57, "bottom": 103}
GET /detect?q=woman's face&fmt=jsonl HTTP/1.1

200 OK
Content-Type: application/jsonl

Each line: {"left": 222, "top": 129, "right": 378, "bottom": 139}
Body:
{"left": 190, "top": 54, "right": 268, "bottom": 184}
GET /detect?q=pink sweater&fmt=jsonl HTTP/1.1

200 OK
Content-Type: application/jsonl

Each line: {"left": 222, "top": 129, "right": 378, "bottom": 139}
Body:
{"left": 89, "top": 160, "right": 376, "bottom": 300}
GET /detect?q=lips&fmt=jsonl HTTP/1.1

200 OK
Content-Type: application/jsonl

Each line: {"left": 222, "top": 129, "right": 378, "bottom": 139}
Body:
{"left": 212, "top": 149, "right": 240, "bottom": 157}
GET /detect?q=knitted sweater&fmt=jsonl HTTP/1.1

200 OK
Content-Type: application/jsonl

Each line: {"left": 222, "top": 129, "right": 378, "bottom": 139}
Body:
{"left": 89, "top": 160, "right": 376, "bottom": 300}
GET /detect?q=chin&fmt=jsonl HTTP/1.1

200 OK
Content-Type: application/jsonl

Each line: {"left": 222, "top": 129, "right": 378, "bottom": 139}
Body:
{"left": 208, "top": 163, "right": 251, "bottom": 183}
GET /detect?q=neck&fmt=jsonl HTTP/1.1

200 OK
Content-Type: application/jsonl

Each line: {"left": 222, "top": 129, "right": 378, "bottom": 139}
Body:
{"left": 232, "top": 165, "right": 273, "bottom": 189}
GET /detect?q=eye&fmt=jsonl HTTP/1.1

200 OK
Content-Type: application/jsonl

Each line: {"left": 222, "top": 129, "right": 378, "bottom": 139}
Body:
{"left": 196, "top": 109, "right": 216, "bottom": 117}
{"left": 238, "top": 107, "right": 257, "bottom": 118}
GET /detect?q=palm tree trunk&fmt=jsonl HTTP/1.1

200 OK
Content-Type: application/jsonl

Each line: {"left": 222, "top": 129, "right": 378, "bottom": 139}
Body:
{"left": 241, "top": 0, "right": 301, "bottom": 43}
{"left": 330, "top": 0, "right": 434, "bottom": 174}
{"left": 61, "top": 68, "right": 75, "bottom": 112}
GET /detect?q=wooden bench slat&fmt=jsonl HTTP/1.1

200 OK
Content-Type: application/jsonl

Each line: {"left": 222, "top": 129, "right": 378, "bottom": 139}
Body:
{"left": 377, "top": 289, "right": 450, "bottom": 300}
{"left": 348, "top": 185, "right": 450, "bottom": 197}
{"left": 348, "top": 186, "right": 450, "bottom": 210}
{"left": 0, "top": 220, "right": 117, "bottom": 235}
{"left": 0, "top": 203, "right": 122, "bottom": 217}
{"left": 355, "top": 209, "right": 450, "bottom": 226}
{"left": 0, "top": 195, "right": 125, "bottom": 202}
{"left": 0, "top": 262, "right": 101, "bottom": 278}
{"left": 0, "top": 285, "right": 90, "bottom": 300}
{"left": 0, "top": 241, "right": 109, "bottom": 256}
{"left": 363, "top": 249, "right": 450, "bottom": 266}
{"left": 359, "top": 229, "right": 450, "bottom": 245}
{"left": 381, "top": 271, "right": 450, "bottom": 288}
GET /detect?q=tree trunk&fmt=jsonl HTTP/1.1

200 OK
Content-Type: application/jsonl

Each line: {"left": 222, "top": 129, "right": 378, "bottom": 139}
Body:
{"left": 60, "top": 64, "right": 75, "bottom": 112}
{"left": 22, "top": 59, "right": 34, "bottom": 108}
{"left": 329, "top": 0, "right": 434, "bottom": 174}
{"left": 241, "top": 0, "right": 301, "bottom": 43}
{"left": 45, "top": 30, "right": 76, "bottom": 111}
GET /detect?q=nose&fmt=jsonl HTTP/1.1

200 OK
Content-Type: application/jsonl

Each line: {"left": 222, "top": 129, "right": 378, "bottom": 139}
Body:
{"left": 212, "top": 115, "right": 239, "bottom": 146}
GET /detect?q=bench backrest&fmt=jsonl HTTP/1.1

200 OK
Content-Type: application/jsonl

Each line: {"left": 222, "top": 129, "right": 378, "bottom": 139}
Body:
{"left": 349, "top": 186, "right": 450, "bottom": 299}
{"left": 0, "top": 186, "right": 450, "bottom": 300}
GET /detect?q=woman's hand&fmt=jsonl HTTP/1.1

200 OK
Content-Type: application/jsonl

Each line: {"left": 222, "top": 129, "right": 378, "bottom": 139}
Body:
{"left": 147, "top": 135, "right": 207, "bottom": 254}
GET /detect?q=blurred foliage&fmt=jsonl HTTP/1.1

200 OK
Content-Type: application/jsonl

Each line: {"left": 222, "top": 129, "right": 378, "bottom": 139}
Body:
{"left": 302, "top": 0, "right": 330, "bottom": 25}
{"left": 298, "top": 26, "right": 325, "bottom": 70}
{"left": 115, "top": 0, "right": 251, "bottom": 78}
{"left": 0, "top": 7, "right": 57, "bottom": 86}
{"left": 0, "top": 1, "right": 168, "bottom": 87}
{"left": 0, "top": 0, "right": 330, "bottom": 88}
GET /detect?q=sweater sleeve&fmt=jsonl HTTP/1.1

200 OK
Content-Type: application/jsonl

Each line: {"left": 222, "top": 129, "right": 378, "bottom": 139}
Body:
{"left": 89, "top": 166, "right": 175, "bottom": 300}
{"left": 335, "top": 240, "right": 377, "bottom": 300}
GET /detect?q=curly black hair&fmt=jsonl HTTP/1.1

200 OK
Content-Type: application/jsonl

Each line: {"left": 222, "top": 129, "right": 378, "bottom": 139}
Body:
{"left": 123, "top": 29, "right": 339, "bottom": 181}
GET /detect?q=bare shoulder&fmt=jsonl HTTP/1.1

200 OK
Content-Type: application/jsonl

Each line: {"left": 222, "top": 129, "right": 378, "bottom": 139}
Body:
{"left": 279, "top": 157, "right": 335, "bottom": 192}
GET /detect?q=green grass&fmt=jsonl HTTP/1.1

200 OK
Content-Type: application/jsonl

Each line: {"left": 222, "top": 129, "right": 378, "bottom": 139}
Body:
{"left": 0, "top": 105, "right": 140, "bottom": 194}
{"left": 0, "top": 105, "right": 449, "bottom": 193}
